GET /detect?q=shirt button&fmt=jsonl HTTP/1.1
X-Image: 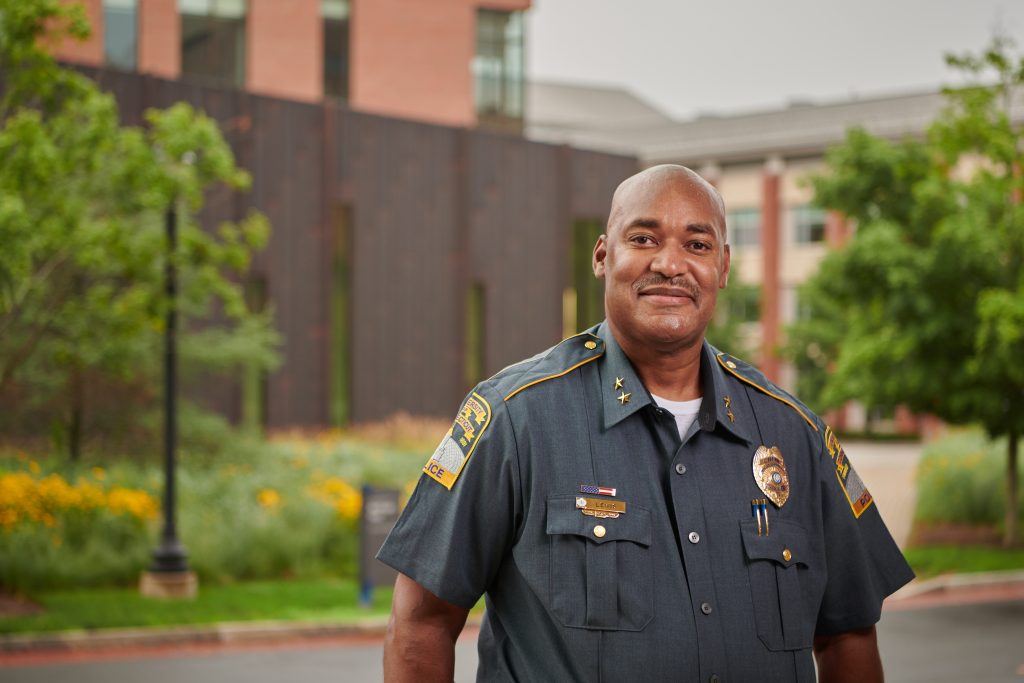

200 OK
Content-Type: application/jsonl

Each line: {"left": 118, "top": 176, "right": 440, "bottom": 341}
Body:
{"left": 688, "top": 531, "right": 700, "bottom": 544}
{"left": 701, "top": 602, "right": 712, "bottom": 615}
{"left": 710, "top": 676, "right": 721, "bottom": 683}
{"left": 675, "top": 463, "right": 687, "bottom": 475}
{"left": 593, "top": 525, "right": 606, "bottom": 538}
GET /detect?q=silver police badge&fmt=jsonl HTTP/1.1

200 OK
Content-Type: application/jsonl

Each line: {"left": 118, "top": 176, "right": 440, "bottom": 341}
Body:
{"left": 752, "top": 445, "right": 790, "bottom": 508}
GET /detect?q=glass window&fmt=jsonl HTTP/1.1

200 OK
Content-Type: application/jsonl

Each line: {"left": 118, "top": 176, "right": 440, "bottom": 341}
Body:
{"left": 729, "top": 285, "right": 761, "bottom": 324}
{"left": 104, "top": 0, "right": 137, "bottom": 70}
{"left": 180, "top": 0, "right": 247, "bottom": 88}
{"left": 473, "top": 10, "right": 524, "bottom": 130}
{"left": 727, "top": 208, "right": 760, "bottom": 248}
{"left": 793, "top": 205, "right": 827, "bottom": 244}
{"left": 322, "top": 0, "right": 350, "bottom": 100}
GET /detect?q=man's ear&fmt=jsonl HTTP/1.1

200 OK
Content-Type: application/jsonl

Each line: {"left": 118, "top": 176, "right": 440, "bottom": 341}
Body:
{"left": 719, "top": 243, "right": 731, "bottom": 288}
{"left": 593, "top": 235, "right": 608, "bottom": 278}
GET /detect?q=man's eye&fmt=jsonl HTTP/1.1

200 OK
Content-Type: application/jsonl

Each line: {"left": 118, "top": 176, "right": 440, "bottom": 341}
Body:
{"left": 689, "top": 241, "right": 712, "bottom": 251}
{"left": 630, "top": 235, "right": 655, "bottom": 245}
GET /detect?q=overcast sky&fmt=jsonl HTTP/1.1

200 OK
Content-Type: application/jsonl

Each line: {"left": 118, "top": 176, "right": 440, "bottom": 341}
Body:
{"left": 527, "top": 0, "right": 1024, "bottom": 120}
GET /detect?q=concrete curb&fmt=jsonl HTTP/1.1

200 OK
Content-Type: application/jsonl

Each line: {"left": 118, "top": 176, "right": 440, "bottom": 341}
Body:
{"left": 0, "top": 618, "right": 390, "bottom": 654}
{"left": 0, "top": 613, "right": 486, "bottom": 655}
{"left": 5, "top": 572, "right": 1024, "bottom": 654}
{"left": 889, "top": 569, "right": 1024, "bottom": 600}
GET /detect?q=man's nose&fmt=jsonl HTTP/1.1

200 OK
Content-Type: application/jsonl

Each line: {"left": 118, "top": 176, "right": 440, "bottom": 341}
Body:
{"left": 650, "top": 246, "right": 687, "bottom": 278}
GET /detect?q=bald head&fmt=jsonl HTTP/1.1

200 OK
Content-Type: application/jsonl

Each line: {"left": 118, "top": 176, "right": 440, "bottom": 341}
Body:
{"left": 607, "top": 165, "right": 726, "bottom": 241}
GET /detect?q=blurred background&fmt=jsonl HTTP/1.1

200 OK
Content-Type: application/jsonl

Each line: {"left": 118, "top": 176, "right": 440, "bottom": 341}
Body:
{"left": 1, "top": 0, "right": 1023, "bottom": 680}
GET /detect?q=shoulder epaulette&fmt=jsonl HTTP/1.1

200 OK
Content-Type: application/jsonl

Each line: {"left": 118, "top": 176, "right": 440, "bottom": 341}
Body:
{"left": 488, "top": 332, "right": 604, "bottom": 402}
{"left": 714, "top": 351, "right": 819, "bottom": 432}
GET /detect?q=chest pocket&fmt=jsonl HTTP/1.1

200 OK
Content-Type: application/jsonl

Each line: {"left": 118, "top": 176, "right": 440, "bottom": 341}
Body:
{"left": 546, "top": 495, "right": 653, "bottom": 631}
{"left": 740, "top": 518, "right": 815, "bottom": 651}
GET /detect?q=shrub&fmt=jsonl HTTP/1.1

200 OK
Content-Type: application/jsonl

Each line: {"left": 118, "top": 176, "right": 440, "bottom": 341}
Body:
{"left": 914, "top": 429, "right": 1024, "bottom": 529}
{"left": 0, "top": 428, "right": 432, "bottom": 591}
{"left": 0, "top": 464, "right": 158, "bottom": 591}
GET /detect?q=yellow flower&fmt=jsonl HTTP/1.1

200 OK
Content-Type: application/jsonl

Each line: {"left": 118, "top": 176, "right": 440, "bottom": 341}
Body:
{"left": 91, "top": 467, "right": 107, "bottom": 481}
{"left": 28, "top": 461, "right": 40, "bottom": 474}
{"left": 107, "top": 487, "right": 160, "bottom": 520}
{"left": 308, "top": 477, "right": 362, "bottom": 521}
{"left": 257, "top": 488, "right": 282, "bottom": 510}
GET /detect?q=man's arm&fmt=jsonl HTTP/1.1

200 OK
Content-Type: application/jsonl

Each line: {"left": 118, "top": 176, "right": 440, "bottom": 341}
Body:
{"left": 383, "top": 572, "right": 470, "bottom": 683}
{"left": 813, "top": 625, "right": 883, "bottom": 683}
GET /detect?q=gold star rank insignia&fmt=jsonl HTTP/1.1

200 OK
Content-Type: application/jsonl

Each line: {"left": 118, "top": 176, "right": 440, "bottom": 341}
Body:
{"left": 617, "top": 391, "right": 631, "bottom": 405}
{"left": 613, "top": 377, "right": 624, "bottom": 390}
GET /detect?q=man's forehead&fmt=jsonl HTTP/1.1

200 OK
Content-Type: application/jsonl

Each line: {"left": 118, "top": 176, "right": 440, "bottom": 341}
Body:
{"left": 611, "top": 168, "right": 725, "bottom": 234}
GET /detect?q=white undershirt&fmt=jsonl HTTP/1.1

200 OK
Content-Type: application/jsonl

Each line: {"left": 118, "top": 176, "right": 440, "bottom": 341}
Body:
{"left": 650, "top": 394, "right": 703, "bottom": 439}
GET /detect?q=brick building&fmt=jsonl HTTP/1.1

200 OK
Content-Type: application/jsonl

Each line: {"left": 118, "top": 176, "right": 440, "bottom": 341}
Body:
{"left": 57, "top": 0, "right": 529, "bottom": 130}
{"left": 50, "top": 1, "right": 640, "bottom": 430}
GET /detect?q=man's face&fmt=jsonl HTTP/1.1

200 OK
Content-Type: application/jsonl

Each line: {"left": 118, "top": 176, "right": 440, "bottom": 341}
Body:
{"left": 593, "top": 175, "right": 730, "bottom": 351}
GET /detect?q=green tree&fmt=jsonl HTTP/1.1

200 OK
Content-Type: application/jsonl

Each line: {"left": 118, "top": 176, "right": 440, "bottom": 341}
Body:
{"left": 788, "top": 37, "right": 1024, "bottom": 546}
{"left": 0, "top": 0, "right": 279, "bottom": 458}
{"left": 706, "top": 265, "right": 759, "bottom": 360}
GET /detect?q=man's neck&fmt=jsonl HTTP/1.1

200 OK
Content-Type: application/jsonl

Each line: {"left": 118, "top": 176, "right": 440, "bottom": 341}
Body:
{"left": 609, "top": 323, "right": 704, "bottom": 402}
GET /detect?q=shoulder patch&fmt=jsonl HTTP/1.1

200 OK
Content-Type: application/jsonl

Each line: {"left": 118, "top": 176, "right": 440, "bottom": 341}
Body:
{"left": 824, "top": 426, "right": 874, "bottom": 518}
{"left": 500, "top": 332, "right": 603, "bottom": 401}
{"left": 715, "top": 352, "right": 818, "bottom": 432}
{"left": 423, "top": 392, "right": 492, "bottom": 490}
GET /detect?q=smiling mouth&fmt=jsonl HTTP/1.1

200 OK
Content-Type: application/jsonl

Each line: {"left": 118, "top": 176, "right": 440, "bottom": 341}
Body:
{"left": 639, "top": 287, "right": 696, "bottom": 301}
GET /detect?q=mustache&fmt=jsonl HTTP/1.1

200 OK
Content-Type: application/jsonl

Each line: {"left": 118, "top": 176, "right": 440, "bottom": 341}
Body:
{"left": 632, "top": 275, "right": 701, "bottom": 301}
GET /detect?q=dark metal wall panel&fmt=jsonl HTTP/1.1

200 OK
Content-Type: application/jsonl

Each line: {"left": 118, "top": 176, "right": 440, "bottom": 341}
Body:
{"left": 468, "top": 134, "right": 565, "bottom": 376}
{"left": 569, "top": 149, "right": 638, "bottom": 220}
{"left": 85, "top": 70, "right": 639, "bottom": 426}
{"left": 247, "top": 96, "right": 329, "bottom": 428}
{"left": 342, "top": 113, "right": 463, "bottom": 421}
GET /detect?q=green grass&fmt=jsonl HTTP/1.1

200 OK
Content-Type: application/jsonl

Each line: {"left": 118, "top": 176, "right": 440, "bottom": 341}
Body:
{"left": 905, "top": 545, "right": 1024, "bottom": 579}
{"left": 0, "top": 578, "right": 394, "bottom": 634}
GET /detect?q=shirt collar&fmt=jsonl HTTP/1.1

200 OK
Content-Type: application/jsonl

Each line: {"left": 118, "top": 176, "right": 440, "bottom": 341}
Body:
{"left": 595, "top": 322, "right": 755, "bottom": 444}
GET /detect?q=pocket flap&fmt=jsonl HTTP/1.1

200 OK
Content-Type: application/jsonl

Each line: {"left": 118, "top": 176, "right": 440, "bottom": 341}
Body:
{"left": 546, "top": 496, "right": 651, "bottom": 546}
{"left": 739, "top": 518, "right": 808, "bottom": 567}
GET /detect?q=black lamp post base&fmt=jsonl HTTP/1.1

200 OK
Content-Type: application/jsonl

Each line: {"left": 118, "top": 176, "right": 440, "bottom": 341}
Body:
{"left": 149, "top": 539, "right": 190, "bottom": 573}
{"left": 140, "top": 570, "right": 198, "bottom": 599}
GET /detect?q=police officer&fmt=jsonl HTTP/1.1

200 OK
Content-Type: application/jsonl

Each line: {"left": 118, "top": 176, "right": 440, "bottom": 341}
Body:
{"left": 378, "top": 165, "right": 914, "bottom": 682}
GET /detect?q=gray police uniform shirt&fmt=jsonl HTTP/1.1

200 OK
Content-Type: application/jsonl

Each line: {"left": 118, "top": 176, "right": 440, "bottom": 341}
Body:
{"left": 377, "top": 322, "right": 914, "bottom": 683}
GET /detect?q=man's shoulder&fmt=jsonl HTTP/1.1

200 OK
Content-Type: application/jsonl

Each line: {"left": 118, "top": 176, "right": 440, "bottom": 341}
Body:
{"left": 480, "top": 331, "right": 604, "bottom": 404}
{"left": 711, "top": 346, "right": 824, "bottom": 434}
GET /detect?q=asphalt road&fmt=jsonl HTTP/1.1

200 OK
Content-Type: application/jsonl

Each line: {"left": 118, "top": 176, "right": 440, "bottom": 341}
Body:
{"left": 3, "top": 599, "right": 1022, "bottom": 682}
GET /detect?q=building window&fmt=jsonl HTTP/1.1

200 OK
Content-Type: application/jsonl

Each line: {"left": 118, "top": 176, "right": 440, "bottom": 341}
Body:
{"left": 103, "top": 0, "right": 137, "bottom": 70}
{"left": 729, "top": 285, "right": 761, "bottom": 324}
{"left": 180, "top": 0, "right": 247, "bottom": 88}
{"left": 330, "top": 205, "right": 352, "bottom": 426}
{"left": 465, "top": 283, "right": 486, "bottom": 388}
{"left": 322, "top": 0, "right": 350, "bottom": 100}
{"left": 568, "top": 219, "right": 605, "bottom": 335}
{"left": 242, "top": 275, "right": 268, "bottom": 431}
{"left": 793, "top": 205, "right": 826, "bottom": 244}
{"left": 727, "top": 208, "right": 760, "bottom": 248}
{"left": 473, "top": 9, "right": 524, "bottom": 131}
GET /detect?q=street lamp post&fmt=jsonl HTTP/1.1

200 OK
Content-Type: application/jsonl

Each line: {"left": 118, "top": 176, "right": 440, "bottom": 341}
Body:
{"left": 140, "top": 200, "right": 198, "bottom": 598}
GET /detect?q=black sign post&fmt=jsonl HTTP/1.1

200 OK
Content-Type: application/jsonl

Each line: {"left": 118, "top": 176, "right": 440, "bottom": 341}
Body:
{"left": 359, "top": 486, "right": 400, "bottom": 607}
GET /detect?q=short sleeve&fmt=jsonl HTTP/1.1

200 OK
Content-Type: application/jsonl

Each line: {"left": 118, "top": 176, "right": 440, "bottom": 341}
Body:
{"left": 376, "top": 382, "right": 520, "bottom": 609}
{"left": 815, "top": 428, "right": 915, "bottom": 634}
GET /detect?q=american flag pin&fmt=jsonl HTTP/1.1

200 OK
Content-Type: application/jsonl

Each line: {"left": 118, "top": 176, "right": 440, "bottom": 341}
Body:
{"left": 580, "top": 484, "right": 617, "bottom": 497}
